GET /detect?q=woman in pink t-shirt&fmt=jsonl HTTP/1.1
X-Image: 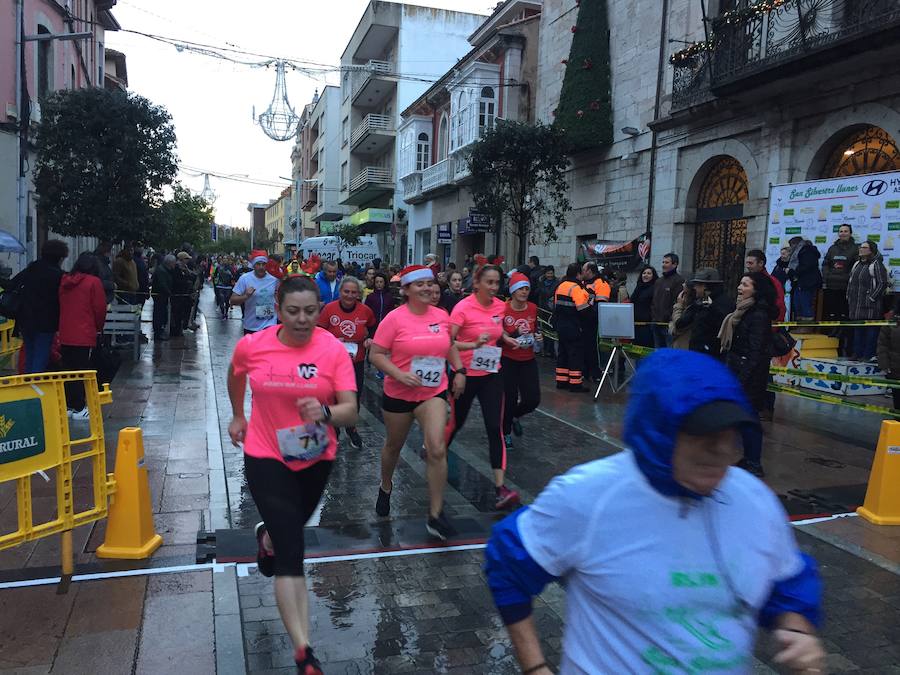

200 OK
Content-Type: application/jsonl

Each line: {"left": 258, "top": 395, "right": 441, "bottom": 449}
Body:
{"left": 370, "top": 265, "right": 465, "bottom": 541}
{"left": 447, "top": 264, "right": 523, "bottom": 510}
{"left": 227, "top": 275, "right": 358, "bottom": 674}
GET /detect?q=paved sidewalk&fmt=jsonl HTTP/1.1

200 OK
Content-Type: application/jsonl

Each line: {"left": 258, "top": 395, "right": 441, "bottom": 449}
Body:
{"left": 3, "top": 286, "right": 898, "bottom": 673}
{"left": 0, "top": 302, "right": 240, "bottom": 674}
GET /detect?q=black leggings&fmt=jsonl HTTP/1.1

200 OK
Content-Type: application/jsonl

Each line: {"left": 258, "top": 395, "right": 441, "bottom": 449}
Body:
{"left": 445, "top": 372, "right": 506, "bottom": 471}
{"left": 60, "top": 345, "right": 92, "bottom": 411}
{"left": 501, "top": 357, "right": 541, "bottom": 435}
{"left": 244, "top": 455, "right": 332, "bottom": 576}
{"left": 352, "top": 359, "right": 364, "bottom": 414}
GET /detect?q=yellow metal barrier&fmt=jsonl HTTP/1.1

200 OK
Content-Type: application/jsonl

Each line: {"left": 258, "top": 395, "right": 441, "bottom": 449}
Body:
{"left": 0, "top": 371, "right": 113, "bottom": 574}
{"left": 0, "top": 320, "right": 22, "bottom": 369}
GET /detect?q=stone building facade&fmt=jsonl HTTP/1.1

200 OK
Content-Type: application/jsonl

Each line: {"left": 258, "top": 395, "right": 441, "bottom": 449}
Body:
{"left": 532, "top": 0, "right": 900, "bottom": 290}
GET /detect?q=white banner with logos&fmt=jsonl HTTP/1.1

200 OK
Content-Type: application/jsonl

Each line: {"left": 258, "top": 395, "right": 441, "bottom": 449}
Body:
{"left": 766, "top": 171, "right": 900, "bottom": 289}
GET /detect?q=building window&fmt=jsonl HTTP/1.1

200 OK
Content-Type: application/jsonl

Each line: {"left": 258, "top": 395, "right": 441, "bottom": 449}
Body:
{"left": 342, "top": 117, "right": 349, "bottom": 146}
{"left": 479, "top": 87, "right": 496, "bottom": 136}
{"left": 36, "top": 25, "right": 53, "bottom": 100}
{"left": 454, "top": 92, "right": 468, "bottom": 150}
{"left": 416, "top": 132, "right": 431, "bottom": 171}
{"left": 822, "top": 126, "right": 900, "bottom": 178}
{"left": 438, "top": 114, "right": 449, "bottom": 161}
{"left": 340, "top": 162, "right": 348, "bottom": 190}
{"left": 97, "top": 41, "right": 104, "bottom": 84}
{"left": 342, "top": 70, "right": 349, "bottom": 101}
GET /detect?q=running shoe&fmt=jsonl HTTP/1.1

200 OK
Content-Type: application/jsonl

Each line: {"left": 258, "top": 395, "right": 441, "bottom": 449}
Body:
{"left": 426, "top": 511, "right": 458, "bottom": 541}
{"left": 295, "top": 646, "right": 323, "bottom": 675}
{"left": 70, "top": 408, "right": 90, "bottom": 420}
{"left": 375, "top": 486, "right": 391, "bottom": 517}
{"left": 736, "top": 458, "right": 765, "bottom": 478}
{"left": 504, "top": 434, "right": 514, "bottom": 449}
{"left": 255, "top": 522, "right": 275, "bottom": 578}
{"left": 346, "top": 427, "right": 363, "bottom": 449}
{"left": 511, "top": 418, "right": 523, "bottom": 437}
{"left": 495, "top": 485, "right": 520, "bottom": 510}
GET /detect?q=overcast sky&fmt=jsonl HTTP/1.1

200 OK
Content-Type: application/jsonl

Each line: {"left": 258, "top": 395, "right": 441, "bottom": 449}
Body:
{"left": 106, "top": 0, "right": 494, "bottom": 229}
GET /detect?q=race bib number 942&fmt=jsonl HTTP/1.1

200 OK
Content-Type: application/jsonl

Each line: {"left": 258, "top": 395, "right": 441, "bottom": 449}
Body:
{"left": 472, "top": 346, "right": 501, "bottom": 373}
{"left": 411, "top": 356, "right": 445, "bottom": 388}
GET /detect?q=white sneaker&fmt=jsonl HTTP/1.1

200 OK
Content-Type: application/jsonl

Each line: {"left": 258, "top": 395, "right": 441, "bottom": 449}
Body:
{"left": 66, "top": 409, "right": 76, "bottom": 418}
{"left": 70, "top": 408, "right": 90, "bottom": 420}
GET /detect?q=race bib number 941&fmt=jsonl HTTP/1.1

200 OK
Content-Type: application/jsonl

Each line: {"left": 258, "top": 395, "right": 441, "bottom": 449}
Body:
{"left": 472, "top": 346, "right": 501, "bottom": 373}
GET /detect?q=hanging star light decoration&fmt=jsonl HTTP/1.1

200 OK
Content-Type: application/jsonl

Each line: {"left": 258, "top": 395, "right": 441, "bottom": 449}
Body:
{"left": 257, "top": 60, "right": 300, "bottom": 142}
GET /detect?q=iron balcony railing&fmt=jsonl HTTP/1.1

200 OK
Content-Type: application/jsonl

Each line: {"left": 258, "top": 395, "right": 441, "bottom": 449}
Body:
{"left": 350, "top": 113, "right": 394, "bottom": 148}
{"left": 349, "top": 166, "right": 393, "bottom": 193}
{"left": 672, "top": 0, "right": 900, "bottom": 109}
{"left": 421, "top": 158, "right": 453, "bottom": 192}
{"left": 401, "top": 172, "right": 422, "bottom": 201}
{"left": 351, "top": 60, "right": 394, "bottom": 99}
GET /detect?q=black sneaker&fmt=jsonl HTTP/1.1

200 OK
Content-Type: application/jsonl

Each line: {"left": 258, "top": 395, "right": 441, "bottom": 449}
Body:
{"left": 511, "top": 418, "right": 523, "bottom": 437}
{"left": 426, "top": 511, "right": 457, "bottom": 541}
{"left": 346, "top": 427, "right": 363, "bottom": 449}
{"left": 375, "top": 486, "right": 391, "bottom": 517}
{"left": 255, "top": 522, "right": 275, "bottom": 578}
{"left": 295, "top": 646, "right": 323, "bottom": 675}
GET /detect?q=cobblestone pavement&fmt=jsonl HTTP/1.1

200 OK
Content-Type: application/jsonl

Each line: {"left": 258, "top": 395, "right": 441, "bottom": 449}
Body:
{"left": 200, "top": 288, "right": 900, "bottom": 673}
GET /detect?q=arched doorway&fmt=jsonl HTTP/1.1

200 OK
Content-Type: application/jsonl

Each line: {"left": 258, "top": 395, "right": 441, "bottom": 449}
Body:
{"left": 693, "top": 156, "right": 749, "bottom": 293}
{"left": 822, "top": 126, "right": 900, "bottom": 177}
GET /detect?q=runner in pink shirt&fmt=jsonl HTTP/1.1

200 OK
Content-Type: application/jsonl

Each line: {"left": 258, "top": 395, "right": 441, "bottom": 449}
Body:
{"left": 227, "top": 275, "right": 358, "bottom": 675}
{"left": 370, "top": 265, "right": 466, "bottom": 540}
{"left": 447, "top": 264, "right": 522, "bottom": 510}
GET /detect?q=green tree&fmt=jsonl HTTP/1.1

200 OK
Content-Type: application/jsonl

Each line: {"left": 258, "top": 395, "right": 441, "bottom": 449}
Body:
{"left": 468, "top": 120, "right": 571, "bottom": 263}
{"left": 151, "top": 183, "right": 215, "bottom": 252}
{"left": 34, "top": 87, "right": 178, "bottom": 242}
{"left": 554, "top": 0, "right": 612, "bottom": 151}
{"left": 330, "top": 222, "right": 363, "bottom": 261}
{"left": 203, "top": 232, "right": 251, "bottom": 255}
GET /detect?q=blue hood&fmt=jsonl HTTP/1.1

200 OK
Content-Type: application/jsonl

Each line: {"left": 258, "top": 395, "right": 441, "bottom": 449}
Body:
{"left": 624, "top": 349, "right": 755, "bottom": 499}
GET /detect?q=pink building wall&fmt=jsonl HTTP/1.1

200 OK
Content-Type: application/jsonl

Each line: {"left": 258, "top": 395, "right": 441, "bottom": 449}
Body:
{"left": 1, "top": 0, "right": 109, "bottom": 125}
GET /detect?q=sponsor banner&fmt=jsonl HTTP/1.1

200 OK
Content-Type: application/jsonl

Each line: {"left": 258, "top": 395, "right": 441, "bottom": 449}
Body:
{"left": 0, "top": 399, "right": 46, "bottom": 466}
{"left": 437, "top": 222, "right": 452, "bottom": 244}
{"left": 580, "top": 232, "right": 651, "bottom": 271}
{"left": 765, "top": 171, "right": 900, "bottom": 289}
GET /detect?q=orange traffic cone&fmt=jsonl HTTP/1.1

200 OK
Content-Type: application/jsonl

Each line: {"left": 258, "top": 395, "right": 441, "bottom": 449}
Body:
{"left": 97, "top": 427, "right": 163, "bottom": 558}
{"left": 857, "top": 420, "right": 900, "bottom": 526}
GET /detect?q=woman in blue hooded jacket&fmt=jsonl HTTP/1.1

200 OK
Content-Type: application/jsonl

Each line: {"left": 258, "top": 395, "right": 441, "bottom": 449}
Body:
{"left": 484, "top": 349, "right": 823, "bottom": 675}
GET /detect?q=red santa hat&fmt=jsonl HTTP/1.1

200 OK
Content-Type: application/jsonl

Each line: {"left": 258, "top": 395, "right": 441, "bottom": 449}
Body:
{"left": 508, "top": 272, "right": 530, "bottom": 294}
{"left": 249, "top": 249, "right": 268, "bottom": 266}
{"left": 399, "top": 265, "right": 434, "bottom": 286}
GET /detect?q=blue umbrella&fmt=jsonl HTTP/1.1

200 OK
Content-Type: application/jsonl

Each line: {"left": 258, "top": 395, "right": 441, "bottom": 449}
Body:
{"left": 0, "top": 231, "right": 26, "bottom": 254}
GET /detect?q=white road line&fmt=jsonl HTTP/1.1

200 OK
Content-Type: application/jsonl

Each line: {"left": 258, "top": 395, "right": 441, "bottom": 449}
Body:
{"left": 0, "top": 512, "right": 867, "bottom": 591}
{"left": 791, "top": 512, "right": 858, "bottom": 526}
{"left": 0, "top": 543, "right": 488, "bottom": 590}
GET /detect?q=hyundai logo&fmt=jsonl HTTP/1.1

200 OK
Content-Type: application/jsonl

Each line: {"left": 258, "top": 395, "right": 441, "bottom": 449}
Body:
{"left": 862, "top": 179, "right": 888, "bottom": 196}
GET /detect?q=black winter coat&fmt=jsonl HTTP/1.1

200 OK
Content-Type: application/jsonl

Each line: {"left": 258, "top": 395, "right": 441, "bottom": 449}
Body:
{"left": 794, "top": 244, "right": 822, "bottom": 290}
{"left": 10, "top": 259, "right": 64, "bottom": 334}
{"left": 724, "top": 301, "right": 774, "bottom": 412}
{"left": 677, "top": 291, "right": 734, "bottom": 358}
{"left": 630, "top": 282, "right": 655, "bottom": 323}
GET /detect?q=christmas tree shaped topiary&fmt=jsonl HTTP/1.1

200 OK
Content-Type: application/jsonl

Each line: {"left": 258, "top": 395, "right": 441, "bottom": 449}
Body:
{"left": 554, "top": 0, "right": 613, "bottom": 151}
